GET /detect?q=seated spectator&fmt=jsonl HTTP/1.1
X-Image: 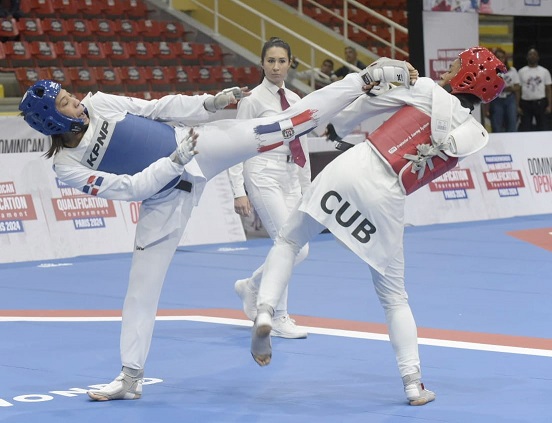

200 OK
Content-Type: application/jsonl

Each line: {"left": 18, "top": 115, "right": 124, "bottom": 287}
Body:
{"left": 290, "top": 58, "right": 337, "bottom": 90}
{"left": 334, "top": 46, "right": 367, "bottom": 80}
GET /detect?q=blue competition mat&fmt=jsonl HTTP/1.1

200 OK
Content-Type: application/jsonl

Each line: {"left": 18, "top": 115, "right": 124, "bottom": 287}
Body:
{"left": 0, "top": 214, "right": 551, "bottom": 422}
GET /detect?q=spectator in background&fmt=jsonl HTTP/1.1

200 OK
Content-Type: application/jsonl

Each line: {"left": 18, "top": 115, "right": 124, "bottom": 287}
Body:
{"left": 290, "top": 58, "right": 337, "bottom": 90}
{"left": 517, "top": 47, "right": 552, "bottom": 131}
{"left": 0, "top": 0, "right": 22, "bottom": 19}
{"left": 334, "top": 46, "right": 367, "bottom": 80}
{"left": 484, "top": 48, "right": 520, "bottom": 132}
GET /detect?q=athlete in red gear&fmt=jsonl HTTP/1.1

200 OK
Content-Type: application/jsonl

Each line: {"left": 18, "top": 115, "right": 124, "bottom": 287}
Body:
{"left": 249, "top": 47, "right": 506, "bottom": 406}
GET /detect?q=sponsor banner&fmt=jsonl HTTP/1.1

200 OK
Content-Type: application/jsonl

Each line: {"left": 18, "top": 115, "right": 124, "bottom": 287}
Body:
{"left": 0, "top": 152, "right": 245, "bottom": 264}
{"left": 405, "top": 131, "right": 552, "bottom": 225}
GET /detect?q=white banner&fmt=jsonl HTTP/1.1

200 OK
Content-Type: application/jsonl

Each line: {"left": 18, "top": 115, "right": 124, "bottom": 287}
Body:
{"left": 0, "top": 153, "right": 245, "bottom": 264}
{"left": 424, "top": 0, "right": 552, "bottom": 16}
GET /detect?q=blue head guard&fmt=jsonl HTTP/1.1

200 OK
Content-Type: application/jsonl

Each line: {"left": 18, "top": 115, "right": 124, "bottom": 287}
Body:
{"left": 18, "top": 80, "right": 86, "bottom": 136}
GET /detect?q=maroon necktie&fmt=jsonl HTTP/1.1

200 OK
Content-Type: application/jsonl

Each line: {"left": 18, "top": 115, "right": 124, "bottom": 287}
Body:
{"left": 278, "top": 88, "right": 306, "bottom": 167}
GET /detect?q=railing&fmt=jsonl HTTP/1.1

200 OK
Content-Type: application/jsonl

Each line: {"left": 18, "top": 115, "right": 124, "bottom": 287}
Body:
{"left": 294, "top": 0, "right": 408, "bottom": 59}
{"left": 170, "top": 0, "right": 407, "bottom": 91}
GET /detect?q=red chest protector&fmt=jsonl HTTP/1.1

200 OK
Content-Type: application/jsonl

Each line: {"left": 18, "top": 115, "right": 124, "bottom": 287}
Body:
{"left": 367, "top": 106, "right": 458, "bottom": 195}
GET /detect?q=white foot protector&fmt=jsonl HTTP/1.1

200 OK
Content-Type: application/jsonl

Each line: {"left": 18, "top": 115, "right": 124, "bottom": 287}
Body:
{"left": 251, "top": 305, "right": 273, "bottom": 366}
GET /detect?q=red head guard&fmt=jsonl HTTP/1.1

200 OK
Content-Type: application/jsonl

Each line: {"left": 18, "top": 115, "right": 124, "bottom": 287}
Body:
{"left": 449, "top": 46, "right": 507, "bottom": 103}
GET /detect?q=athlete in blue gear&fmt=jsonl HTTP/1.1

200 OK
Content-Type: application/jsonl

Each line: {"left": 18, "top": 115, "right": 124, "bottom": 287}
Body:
{"left": 19, "top": 70, "right": 389, "bottom": 400}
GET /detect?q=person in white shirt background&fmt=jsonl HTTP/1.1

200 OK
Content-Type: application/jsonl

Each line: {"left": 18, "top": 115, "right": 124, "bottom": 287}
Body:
{"left": 229, "top": 37, "right": 310, "bottom": 339}
{"left": 517, "top": 47, "right": 552, "bottom": 131}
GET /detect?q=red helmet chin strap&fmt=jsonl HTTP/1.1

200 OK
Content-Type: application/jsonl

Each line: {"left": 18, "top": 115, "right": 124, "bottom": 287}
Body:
{"left": 449, "top": 46, "right": 507, "bottom": 103}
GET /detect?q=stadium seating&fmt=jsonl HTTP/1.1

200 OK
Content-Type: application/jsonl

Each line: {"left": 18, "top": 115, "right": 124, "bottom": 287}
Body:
{"left": 42, "top": 18, "right": 70, "bottom": 41}
{"left": 78, "top": 40, "right": 109, "bottom": 67}
{"left": 0, "top": 17, "right": 19, "bottom": 39}
{"left": 54, "top": 40, "right": 82, "bottom": 67}
{"left": 17, "top": 18, "right": 45, "bottom": 41}
{"left": 68, "top": 66, "right": 99, "bottom": 93}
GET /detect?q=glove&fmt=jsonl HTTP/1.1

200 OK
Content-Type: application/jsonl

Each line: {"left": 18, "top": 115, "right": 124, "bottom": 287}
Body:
{"left": 359, "top": 58, "right": 411, "bottom": 88}
{"left": 170, "top": 129, "right": 198, "bottom": 165}
{"left": 203, "top": 87, "right": 244, "bottom": 112}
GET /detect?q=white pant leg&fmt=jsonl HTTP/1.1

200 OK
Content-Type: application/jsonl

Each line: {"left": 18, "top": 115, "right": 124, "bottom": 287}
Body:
{"left": 120, "top": 191, "right": 194, "bottom": 370}
{"left": 369, "top": 245, "right": 421, "bottom": 378}
{"left": 191, "top": 73, "right": 365, "bottom": 181}
{"left": 257, "top": 206, "right": 324, "bottom": 309}
{"left": 244, "top": 156, "right": 309, "bottom": 316}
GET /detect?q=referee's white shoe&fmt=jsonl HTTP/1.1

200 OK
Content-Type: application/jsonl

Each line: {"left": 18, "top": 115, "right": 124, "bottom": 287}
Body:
{"left": 87, "top": 367, "right": 143, "bottom": 401}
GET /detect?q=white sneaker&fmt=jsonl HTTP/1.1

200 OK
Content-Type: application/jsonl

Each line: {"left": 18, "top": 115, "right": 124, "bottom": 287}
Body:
{"left": 234, "top": 278, "right": 258, "bottom": 321}
{"left": 87, "top": 367, "right": 143, "bottom": 401}
{"left": 271, "top": 315, "right": 307, "bottom": 339}
{"left": 402, "top": 372, "right": 436, "bottom": 406}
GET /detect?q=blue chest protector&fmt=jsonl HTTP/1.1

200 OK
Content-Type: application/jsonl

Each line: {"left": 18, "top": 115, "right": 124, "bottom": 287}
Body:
{"left": 82, "top": 113, "right": 180, "bottom": 193}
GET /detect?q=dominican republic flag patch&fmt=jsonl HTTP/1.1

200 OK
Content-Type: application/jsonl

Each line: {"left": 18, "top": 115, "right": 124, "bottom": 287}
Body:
{"left": 254, "top": 109, "right": 317, "bottom": 152}
{"left": 83, "top": 175, "right": 104, "bottom": 196}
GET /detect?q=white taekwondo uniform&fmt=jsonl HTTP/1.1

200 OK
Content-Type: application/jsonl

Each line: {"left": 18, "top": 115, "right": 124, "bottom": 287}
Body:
{"left": 52, "top": 73, "right": 365, "bottom": 369}
{"left": 257, "top": 77, "right": 489, "bottom": 378}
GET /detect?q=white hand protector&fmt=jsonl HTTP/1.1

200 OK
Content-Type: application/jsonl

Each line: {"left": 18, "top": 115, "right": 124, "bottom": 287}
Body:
{"left": 170, "top": 129, "right": 198, "bottom": 165}
{"left": 360, "top": 58, "right": 411, "bottom": 88}
{"left": 203, "top": 87, "right": 244, "bottom": 112}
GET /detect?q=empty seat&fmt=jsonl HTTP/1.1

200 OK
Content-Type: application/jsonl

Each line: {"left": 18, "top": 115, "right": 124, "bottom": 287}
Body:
{"left": 46, "top": 66, "right": 72, "bottom": 88}
{"left": 94, "top": 66, "right": 125, "bottom": 93}
{"left": 124, "top": 0, "right": 150, "bottom": 19}
{"left": 14, "top": 68, "right": 41, "bottom": 95}
{"left": 175, "top": 42, "right": 202, "bottom": 65}
{"left": 102, "top": 1, "right": 128, "bottom": 19}
{"left": 4, "top": 41, "right": 34, "bottom": 67}
{"left": 30, "top": 40, "right": 58, "bottom": 66}
{"left": 161, "top": 21, "right": 191, "bottom": 41}
{"left": 42, "top": 18, "right": 70, "bottom": 41}
{"left": 136, "top": 19, "right": 164, "bottom": 41}
{"left": 127, "top": 41, "right": 155, "bottom": 66}
{"left": 66, "top": 19, "right": 93, "bottom": 41}
{"left": 103, "top": 40, "right": 131, "bottom": 67}
{"left": 120, "top": 66, "right": 149, "bottom": 92}
{"left": 50, "top": 0, "right": 80, "bottom": 18}
{"left": 16, "top": 18, "right": 44, "bottom": 41}
{"left": 236, "top": 66, "right": 262, "bottom": 86}
{"left": 146, "top": 66, "right": 174, "bottom": 92}
{"left": 77, "top": 0, "right": 108, "bottom": 18}
{"left": 151, "top": 41, "right": 179, "bottom": 66}
{"left": 167, "top": 66, "right": 197, "bottom": 91}
{"left": 114, "top": 19, "right": 140, "bottom": 41}
{"left": 196, "top": 66, "right": 219, "bottom": 91}
{"left": 200, "top": 43, "right": 231, "bottom": 66}
{"left": 211, "top": 66, "right": 238, "bottom": 87}
{"left": 20, "top": 0, "right": 56, "bottom": 17}
{"left": 79, "top": 41, "right": 109, "bottom": 67}
{"left": 68, "top": 66, "right": 99, "bottom": 93}
{"left": 89, "top": 19, "right": 117, "bottom": 41}
{"left": 54, "top": 40, "right": 82, "bottom": 67}
{"left": 0, "top": 17, "right": 19, "bottom": 40}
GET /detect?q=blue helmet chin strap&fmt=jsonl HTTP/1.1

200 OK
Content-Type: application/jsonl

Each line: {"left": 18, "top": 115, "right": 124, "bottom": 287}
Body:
{"left": 18, "top": 79, "right": 86, "bottom": 136}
